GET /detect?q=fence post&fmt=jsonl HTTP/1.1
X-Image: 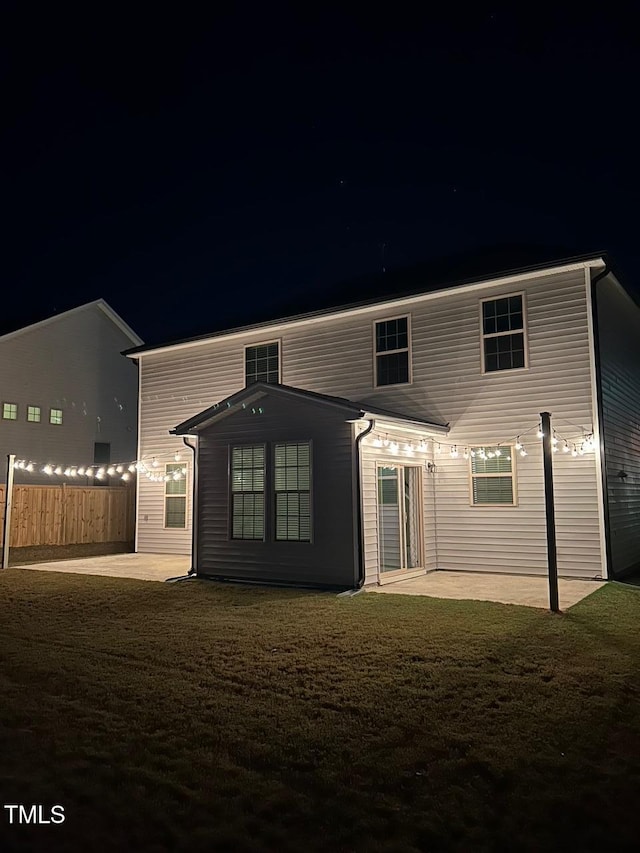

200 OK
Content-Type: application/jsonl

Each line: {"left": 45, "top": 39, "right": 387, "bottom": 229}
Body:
{"left": 2, "top": 454, "right": 16, "bottom": 569}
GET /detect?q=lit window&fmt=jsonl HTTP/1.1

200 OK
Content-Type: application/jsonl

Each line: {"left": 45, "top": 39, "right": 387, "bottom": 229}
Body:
{"left": 274, "top": 442, "right": 311, "bottom": 541}
{"left": 2, "top": 402, "right": 18, "bottom": 420}
{"left": 470, "top": 447, "right": 516, "bottom": 505}
{"left": 27, "top": 405, "right": 41, "bottom": 422}
{"left": 50, "top": 408, "right": 63, "bottom": 425}
{"left": 165, "top": 463, "right": 187, "bottom": 528}
{"left": 374, "top": 317, "right": 411, "bottom": 386}
{"left": 245, "top": 342, "right": 280, "bottom": 386}
{"left": 481, "top": 295, "right": 527, "bottom": 372}
{"left": 231, "top": 445, "right": 265, "bottom": 539}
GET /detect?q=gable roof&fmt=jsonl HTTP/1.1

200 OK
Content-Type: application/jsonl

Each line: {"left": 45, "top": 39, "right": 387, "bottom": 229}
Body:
{"left": 171, "top": 382, "right": 449, "bottom": 436}
{"left": 0, "top": 299, "right": 143, "bottom": 346}
{"left": 124, "top": 250, "right": 607, "bottom": 358}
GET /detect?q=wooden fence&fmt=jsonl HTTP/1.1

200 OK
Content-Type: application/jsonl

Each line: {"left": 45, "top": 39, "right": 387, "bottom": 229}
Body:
{"left": 0, "top": 483, "right": 135, "bottom": 548}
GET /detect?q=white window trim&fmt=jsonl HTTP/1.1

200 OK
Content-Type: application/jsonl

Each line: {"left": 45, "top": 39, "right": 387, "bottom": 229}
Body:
{"left": 163, "top": 462, "right": 188, "bottom": 530}
{"left": 49, "top": 407, "right": 63, "bottom": 425}
{"left": 468, "top": 446, "right": 518, "bottom": 507}
{"left": 27, "top": 405, "right": 41, "bottom": 423}
{"left": 479, "top": 292, "right": 529, "bottom": 375}
{"left": 243, "top": 339, "right": 282, "bottom": 386}
{"left": 2, "top": 402, "right": 18, "bottom": 420}
{"left": 372, "top": 314, "right": 413, "bottom": 388}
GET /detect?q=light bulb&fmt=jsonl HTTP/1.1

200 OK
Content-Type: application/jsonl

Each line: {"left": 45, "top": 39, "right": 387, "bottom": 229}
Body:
{"left": 494, "top": 448, "right": 502, "bottom": 457}
{"left": 43, "top": 465, "right": 53, "bottom": 476}
{"left": 552, "top": 432, "right": 559, "bottom": 445}
{"left": 26, "top": 463, "right": 34, "bottom": 472}
{"left": 537, "top": 427, "right": 544, "bottom": 438}
{"left": 152, "top": 457, "right": 159, "bottom": 468}
{"left": 571, "top": 446, "right": 578, "bottom": 457}
{"left": 450, "top": 446, "right": 458, "bottom": 458}
{"left": 562, "top": 441, "right": 570, "bottom": 453}
{"left": 174, "top": 451, "right": 181, "bottom": 461}
{"left": 173, "top": 472, "right": 181, "bottom": 480}
{"left": 107, "top": 466, "right": 116, "bottom": 477}
{"left": 122, "top": 472, "right": 130, "bottom": 481}
{"left": 372, "top": 437, "right": 383, "bottom": 448}
{"left": 69, "top": 468, "right": 77, "bottom": 476}
{"left": 418, "top": 440, "right": 427, "bottom": 452}
{"left": 515, "top": 437, "right": 522, "bottom": 450}
{"left": 98, "top": 467, "right": 106, "bottom": 476}
{"left": 382, "top": 436, "right": 390, "bottom": 447}
{"left": 64, "top": 468, "right": 71, "bottom": 476}
{"left": 435, "top": 443, "right": 441, "bottom": 454}
{"left": 78, "top": 467, "right": 85, "bottom": 476}
{"left": 54, "top": 466, "right": 62, "bottom": 476}
{"left": 128, "top": 464, "right": 136, "bottom": 473}
{"left": 116, "top": 465, "right": 124, "bottom": 474}
{"left": 520, "top": 447, "right": 527, "bottom": 457}
{"left": 463, "top": 449, "right": 469, "bottom": 459}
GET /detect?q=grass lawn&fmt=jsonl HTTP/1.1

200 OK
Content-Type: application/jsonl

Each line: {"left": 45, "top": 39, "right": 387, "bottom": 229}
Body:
{"left": 1, "top": 573, "right": 639, "bottom": 852}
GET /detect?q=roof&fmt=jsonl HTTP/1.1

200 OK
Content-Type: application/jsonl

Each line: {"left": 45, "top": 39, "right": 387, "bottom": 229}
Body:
{"left": 0, "top": 299, "right": 143, "bottom": 347}
{"left": 125, "top": 248, "right": 608, "bottom": 358}
{"left": 171, "top": 382, "right": 449, "bottom": 435}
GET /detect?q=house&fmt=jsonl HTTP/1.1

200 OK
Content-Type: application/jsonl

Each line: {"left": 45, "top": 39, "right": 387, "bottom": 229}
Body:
{"left": 1, "top": 300, "right": 142, "bottom": 484}
{"left": 124, "top": 253, "right": 640, "bottom": 587}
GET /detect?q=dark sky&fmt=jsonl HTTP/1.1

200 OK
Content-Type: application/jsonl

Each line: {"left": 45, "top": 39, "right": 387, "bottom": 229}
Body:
{"left": 2, "top": 4, "right": 638, "bottom": 345}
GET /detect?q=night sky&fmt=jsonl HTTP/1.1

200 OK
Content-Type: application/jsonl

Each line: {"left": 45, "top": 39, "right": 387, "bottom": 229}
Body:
{"left": 2, "top": 4, "right": 638, "bottom": 346}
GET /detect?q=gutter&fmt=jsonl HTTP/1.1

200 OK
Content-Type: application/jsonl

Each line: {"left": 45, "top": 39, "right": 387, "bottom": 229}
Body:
{"left": 352, "top": 417, "right": 375, "bottom": 590}
{"left": 164, "top": 435, "right": 199, "bottom": 583}
{"left": 183, "top": 436, "right": 198, "bottom": 576}
{"left": 589, "top": 263, "right": 613, "bottom": 579}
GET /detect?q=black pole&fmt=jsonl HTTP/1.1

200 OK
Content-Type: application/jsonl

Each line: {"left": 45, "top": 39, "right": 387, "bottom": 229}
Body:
{"left": 540, "top": 412, "right": 560, "bottom": 613}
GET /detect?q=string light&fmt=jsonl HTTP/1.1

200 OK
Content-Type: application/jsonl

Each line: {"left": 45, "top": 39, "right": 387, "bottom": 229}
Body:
{"left": 536, "top": 425, "right": 544, "bottom": 438}
{"left": 174, "top": 451, "right": 181, "bottom": 461}
{"left": 515, "top": 437, "right": 522, "bottom": 450}
{"left": 450, "top": 445, "right": 459, "bottom": 458}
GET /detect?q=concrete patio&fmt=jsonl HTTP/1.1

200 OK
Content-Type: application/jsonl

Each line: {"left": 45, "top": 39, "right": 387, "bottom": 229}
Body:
{"left": 17, "top": 554, "right": 606, "bottom": 608}
{"left": 370, "top": 570, "right": 605, "bottom": 609}
{"left": 19, "top": 552, "right": 191, "bottom": 582}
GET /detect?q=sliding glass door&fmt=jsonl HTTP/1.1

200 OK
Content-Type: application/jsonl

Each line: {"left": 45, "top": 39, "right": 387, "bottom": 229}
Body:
{"left": 377, "top": 465, "right": 423, "bottom": 576}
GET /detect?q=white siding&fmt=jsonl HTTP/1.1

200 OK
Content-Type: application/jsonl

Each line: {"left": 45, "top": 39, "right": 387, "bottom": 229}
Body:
{"left": 137, "top": 266, "right": 603, "bottom": 577}
{"left": 0, "top": 304, "right": 139, "bottom": 485}
{"left": 596, "top": 274, "right": 640, "bottom": 577}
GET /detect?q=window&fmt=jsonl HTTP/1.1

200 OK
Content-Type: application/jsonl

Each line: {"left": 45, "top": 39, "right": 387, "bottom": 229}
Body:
{"left": 245, "top": 342, "right": 280, "bottom": 386}
{"left": 231, "top": 445, "right": 265, "bottom": 539}
{"left": 374, "top": 316, "right": 410, "bottom": 386}
{"left": 50, "top": 408, "right": 63, "bottom": 425}
{"left": 94, "top": 442, "right": 111, "bottom": 464}
{"left": 2, "top": 403, "right": 18, "bottom": 420}
{"left": 481, "top": 294, "right": 526, "bottom": 372}
{"left": 274, "top": 442, "right": 311, "bottom": 541}
{"left": 470, "top": 447, "right": 516, "bottom": 506}
{"left": 27, "top": 405, "right": 41, "bottom": 422}
{"left": 165, "top": 463, "right": 187, "bottom": 528}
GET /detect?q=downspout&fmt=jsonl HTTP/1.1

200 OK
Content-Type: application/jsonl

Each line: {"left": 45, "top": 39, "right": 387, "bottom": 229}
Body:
{"left": 183, "top": 436, "right": 198, "bottom": 576}
{"left": 589, "top": 263, "right": 613, "bottom": 579}
{"left": 353, "top": 418, "right": 375, "bottom": 588}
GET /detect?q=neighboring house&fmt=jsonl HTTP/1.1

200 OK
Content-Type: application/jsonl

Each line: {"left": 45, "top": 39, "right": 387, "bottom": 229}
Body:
{"left": 124, "top": 253, "right": 640, "bottom": 588}
{"left": 1, "top": 300, "right": 142, "bottom": 484}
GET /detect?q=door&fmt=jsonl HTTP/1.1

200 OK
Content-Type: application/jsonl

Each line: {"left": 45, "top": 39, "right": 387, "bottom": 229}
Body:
{"left": 377, "top": 465, "right": 423, "bottom": 577}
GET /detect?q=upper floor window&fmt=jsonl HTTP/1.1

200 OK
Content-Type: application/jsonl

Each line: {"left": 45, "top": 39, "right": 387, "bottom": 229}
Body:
{"left": 2, "top": 402, "right": 18, "bottom": 420}
{"left": 481, "top": 294, "right": 527, "bottom": 372}
{"left": 374, "top": 316, "right": 411, "bottom": 386}
{"left": 94, "top": 442, "right": 111, "bottom": 464}
{"left": 49, "top": 408, "right": 63, "bottom": 425}
{"left": 245, "top": 342, "right": 280, "bottom": 386}
{"left": 231, "top": 445, "right": 265, "bottom": 540}
{"left": 27, "top": 405, "right": 41, "bottom": 422}
{"left": 470, "top": 446, "right": 516, "bottom": 506}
